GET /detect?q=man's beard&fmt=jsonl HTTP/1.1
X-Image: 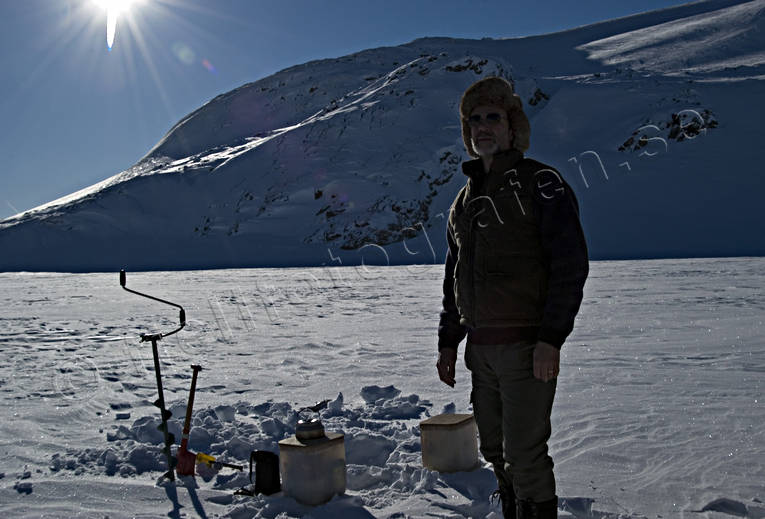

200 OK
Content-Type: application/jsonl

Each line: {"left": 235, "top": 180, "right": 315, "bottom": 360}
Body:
{"left": 472, "top": 138, "right": 498, "bottom": 157}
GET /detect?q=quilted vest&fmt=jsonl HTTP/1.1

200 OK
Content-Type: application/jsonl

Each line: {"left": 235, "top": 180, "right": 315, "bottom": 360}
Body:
{"left": 447, "top": 148, "right": 550, "bottom": 329}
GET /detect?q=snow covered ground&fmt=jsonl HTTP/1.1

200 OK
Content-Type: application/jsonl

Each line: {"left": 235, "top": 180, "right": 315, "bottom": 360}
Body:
{"left": 0, "top": 257, "right": 763, "bottom": 518}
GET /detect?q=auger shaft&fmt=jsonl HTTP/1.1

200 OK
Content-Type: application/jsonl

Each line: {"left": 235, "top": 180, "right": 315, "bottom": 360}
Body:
{"left": 146, "top": 334, "right": 176, "bottom": 481}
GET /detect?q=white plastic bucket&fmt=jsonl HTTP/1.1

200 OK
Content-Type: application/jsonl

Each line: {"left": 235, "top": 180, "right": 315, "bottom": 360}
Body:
{"left": 420, "top": 413, "right": 479, "bottom": 472}
{"left": 278, "top": 431, "right": 346, "bottom": 505}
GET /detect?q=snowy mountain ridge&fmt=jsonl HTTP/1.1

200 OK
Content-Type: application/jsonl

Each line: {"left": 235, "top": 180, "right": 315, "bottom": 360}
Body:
{"left": 1, "top": 0, "right": 764, "bottom": 271}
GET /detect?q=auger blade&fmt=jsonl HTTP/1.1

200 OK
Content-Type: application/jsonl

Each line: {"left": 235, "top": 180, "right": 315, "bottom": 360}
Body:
{"left": 156, "top": 423, "right": 175, "bottom": 438}
{"left": 153, "top": 400, "right": 172, "bottom": 417}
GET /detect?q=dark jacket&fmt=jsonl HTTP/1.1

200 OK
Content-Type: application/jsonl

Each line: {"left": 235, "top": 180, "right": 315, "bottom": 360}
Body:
{"left": 438, "top": 148, "right": 589, "bottom": 350}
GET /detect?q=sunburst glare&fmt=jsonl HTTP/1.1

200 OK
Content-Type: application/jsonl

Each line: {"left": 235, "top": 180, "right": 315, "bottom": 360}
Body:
{"left": 92, "top": 0, "right": 145, "bottom": 50}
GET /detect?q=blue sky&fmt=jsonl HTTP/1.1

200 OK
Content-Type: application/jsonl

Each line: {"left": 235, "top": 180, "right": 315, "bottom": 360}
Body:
{"left": 0, "top": 0, "right": 692, "bottom": 220}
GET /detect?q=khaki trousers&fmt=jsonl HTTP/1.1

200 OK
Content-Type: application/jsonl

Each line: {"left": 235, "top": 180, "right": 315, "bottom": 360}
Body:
{"left": 465, "top": 339, "right": 557, "bottom": 502}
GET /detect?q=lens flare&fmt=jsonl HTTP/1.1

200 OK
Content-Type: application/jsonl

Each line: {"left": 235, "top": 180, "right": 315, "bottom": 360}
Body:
{"left": 172, "top": 42, "right": 196, "bottom": 65}
{"left": 93, "top": 0, "right": 144, "bottom": 50}
{"left": 106, "top": 8, "right": 116, "bottom": 50}
{"left": 201, "top": 58, "right": 217, "bottom": 74}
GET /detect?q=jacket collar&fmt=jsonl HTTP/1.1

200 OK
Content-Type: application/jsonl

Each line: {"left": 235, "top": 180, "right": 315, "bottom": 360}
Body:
{"left": 461, "top": 148, "right": 524, "bottom": 197}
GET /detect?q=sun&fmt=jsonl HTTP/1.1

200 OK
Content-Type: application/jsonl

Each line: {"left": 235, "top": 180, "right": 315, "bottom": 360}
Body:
{"left": 92, "top": 0, "right": 145, "bottom": 50}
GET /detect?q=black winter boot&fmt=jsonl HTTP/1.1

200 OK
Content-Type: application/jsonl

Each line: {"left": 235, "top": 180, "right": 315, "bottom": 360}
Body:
{"left": 491, "top": 485, "right": 517, "bottom": 518}
{"left": 491, "top": 464, "right": 516, "bottom": 518}
{"left": 516, "top": 496, "right": 558, "bottom": 519}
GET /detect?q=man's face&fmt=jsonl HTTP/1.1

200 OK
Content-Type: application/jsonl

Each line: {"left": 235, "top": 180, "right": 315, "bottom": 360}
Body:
{"left": 468, "top": 104, "right": 512, "bottom": 157}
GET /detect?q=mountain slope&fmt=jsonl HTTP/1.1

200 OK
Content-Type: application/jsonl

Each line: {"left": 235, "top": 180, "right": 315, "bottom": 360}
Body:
{"left": 1, "top": 0, "right": 763, "bottom": 272}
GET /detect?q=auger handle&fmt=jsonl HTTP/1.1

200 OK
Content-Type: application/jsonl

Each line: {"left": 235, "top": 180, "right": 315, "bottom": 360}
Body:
{"left": 119, "top": 269, "right": 186, "bottom": 338}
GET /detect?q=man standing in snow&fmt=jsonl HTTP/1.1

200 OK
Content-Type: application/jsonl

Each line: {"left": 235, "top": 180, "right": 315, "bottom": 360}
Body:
{"left": 436, "top": 76, "right": 589, "bottom": 519}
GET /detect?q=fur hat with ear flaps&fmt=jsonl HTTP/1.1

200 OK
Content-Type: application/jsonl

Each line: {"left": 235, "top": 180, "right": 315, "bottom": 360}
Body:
{"left": 459, "top": 76, "right": 531, "bottom": 157}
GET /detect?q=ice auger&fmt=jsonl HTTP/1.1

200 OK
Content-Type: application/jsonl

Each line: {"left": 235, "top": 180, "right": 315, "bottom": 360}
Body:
{"left": 120, "top": 269, "right": 185, "bottom": 482}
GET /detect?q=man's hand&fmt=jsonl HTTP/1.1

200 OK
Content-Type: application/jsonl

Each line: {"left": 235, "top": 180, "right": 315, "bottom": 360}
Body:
{"left": 533, "top": 341, "right": 560, "bottom": 382}
{"left": 437, "top": 347, "right": 457, "bottom": 387}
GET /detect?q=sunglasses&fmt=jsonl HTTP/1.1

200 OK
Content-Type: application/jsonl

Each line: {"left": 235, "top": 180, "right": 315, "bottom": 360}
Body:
{"left": 467, "top": 112, "right": 505, "bottom": 127}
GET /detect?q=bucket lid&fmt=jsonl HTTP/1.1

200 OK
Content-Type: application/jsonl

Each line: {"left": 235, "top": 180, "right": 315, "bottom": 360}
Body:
{"left": 420, "top": 413, "right": 475, "bottom": 429}
{"left": 279, "top": 431, "right": 344, "bottom": 449}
